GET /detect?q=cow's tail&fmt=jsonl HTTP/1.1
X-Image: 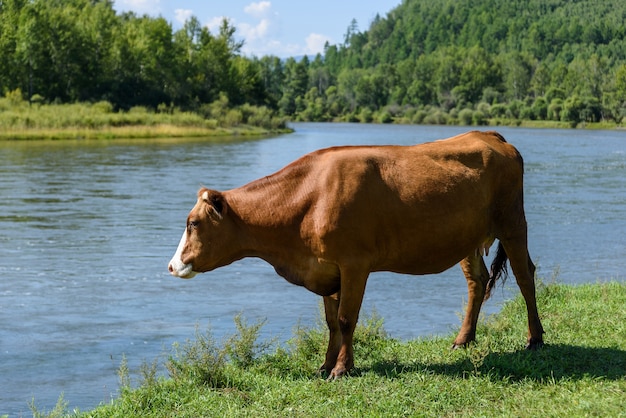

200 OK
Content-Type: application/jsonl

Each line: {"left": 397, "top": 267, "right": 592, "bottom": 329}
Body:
{"left": 484, "top": 241, "right": 509, "bottom": 301}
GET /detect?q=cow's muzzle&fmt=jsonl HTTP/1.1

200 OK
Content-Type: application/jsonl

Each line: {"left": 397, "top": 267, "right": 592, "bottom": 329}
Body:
{"left": 168, "top": 231, "right": 198, "bottom": 279}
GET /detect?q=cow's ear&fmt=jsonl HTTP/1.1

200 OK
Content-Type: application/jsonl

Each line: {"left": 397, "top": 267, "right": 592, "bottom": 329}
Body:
{"left": 201, "top": 189, "right": 226, "bottom": 219}
{"left": 210, "top": 193, "right": 225, "bottom": 217}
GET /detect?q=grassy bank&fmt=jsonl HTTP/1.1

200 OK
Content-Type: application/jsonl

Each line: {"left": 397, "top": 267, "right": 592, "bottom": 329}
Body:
{"left": 0, "top": 92, "right": 290, "bottom": 140}
{"left": 33, "top": 281, "right": 625, "bottom": 417}
{"left": 2, "top": 91, "right": 622, "bottom": 142}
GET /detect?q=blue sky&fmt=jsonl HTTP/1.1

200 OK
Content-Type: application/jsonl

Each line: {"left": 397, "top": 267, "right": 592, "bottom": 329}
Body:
{"left": 113, "top": 0, "right": 401, "bottom": 57}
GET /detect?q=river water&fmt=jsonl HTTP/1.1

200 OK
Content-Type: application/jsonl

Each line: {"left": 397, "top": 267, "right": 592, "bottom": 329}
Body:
{"left": 1, "top": 123, "right": 624, "bottom": 414}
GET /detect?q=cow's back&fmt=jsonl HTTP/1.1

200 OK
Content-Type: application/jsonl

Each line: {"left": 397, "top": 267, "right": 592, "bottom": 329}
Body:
{"left": 302, "top": 131, "right": 524, "bottom": 274}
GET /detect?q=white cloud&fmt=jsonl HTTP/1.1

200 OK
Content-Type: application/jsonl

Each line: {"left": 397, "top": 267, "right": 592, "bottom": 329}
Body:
{"left": 238, "top": 18, "right": 271, "bottom": 41}
{"left": 115, "top": 0, "right": 161, "bottom": 15}
{"left": 244, "top": 1, "right": 272, "bottom": 19}
{"left": 174, "top": 9, "right": 193, "bottom": 25}
{"left": 204, "top": 1, "right": 328, "bottom": 58}
{"left": 206, "top": 16, "right": 230, "bottom": 33}
{"left": 304, "top": 33, "right": 332, "bottom": 55}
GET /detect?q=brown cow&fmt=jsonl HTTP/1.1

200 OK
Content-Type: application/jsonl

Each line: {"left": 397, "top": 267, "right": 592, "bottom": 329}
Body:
{"left": 168, "top": 130, "right": 544, "bottom": 379}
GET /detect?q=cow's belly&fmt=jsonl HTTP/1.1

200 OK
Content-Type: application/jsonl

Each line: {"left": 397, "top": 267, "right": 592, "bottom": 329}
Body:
{"left": 272, "top": 257, "right": 341, "bottom": 296}
{"left": 372, "top": 226, "right": 491, "bottom": 275}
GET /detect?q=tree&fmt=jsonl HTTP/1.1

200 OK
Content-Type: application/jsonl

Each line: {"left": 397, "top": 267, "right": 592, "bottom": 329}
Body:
{"left": 454, "top": 45, "right": 498, "bottom": 104}
{"left": 109, "top": 13, "right": 175, "bottom": 108}
{"left": 278, "top": 57, "right": 309, "bottom": 116}
{"left": 256, "top": 55, "right": 284, "bottom": 108}
{"left": 499, "top": 52, "right": 533, "bottom": 101}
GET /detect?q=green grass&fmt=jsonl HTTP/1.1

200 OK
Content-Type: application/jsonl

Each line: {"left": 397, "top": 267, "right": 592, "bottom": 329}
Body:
{"left": 0, "top": 92, "right": 290, "bottom": 140}
{"left": 33, "top": 282, "right": 626, "bottom": 417}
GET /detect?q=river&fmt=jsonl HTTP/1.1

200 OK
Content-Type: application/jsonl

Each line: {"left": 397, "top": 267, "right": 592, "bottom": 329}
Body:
{"left": 1, "top": 123, "right": 624, "bottom": 414}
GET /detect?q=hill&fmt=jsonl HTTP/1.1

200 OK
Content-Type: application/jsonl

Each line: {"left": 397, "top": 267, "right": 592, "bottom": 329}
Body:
{"left": 289, "top": 0, "right": 626, "bottom": 125}
{"left": 2, "top": 0, "right": 625, "bottom": 128}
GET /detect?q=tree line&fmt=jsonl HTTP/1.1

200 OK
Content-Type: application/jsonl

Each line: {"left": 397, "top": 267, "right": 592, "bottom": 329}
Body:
{"left": 2, "top": 0, "right": 626, "bottom": 126}
{"left": 0, "top": 0, "right": 269, "bottom": 112}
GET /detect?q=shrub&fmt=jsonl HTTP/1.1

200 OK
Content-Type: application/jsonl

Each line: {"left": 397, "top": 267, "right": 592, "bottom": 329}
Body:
{"left": 128, "top": 106, "right": 149, "bottom": 114}
{"left": 547, "top": 98, "right": 563, "bottom": 121}
{"left": 476, "top": 102, "right": 491, "bottom": 118}
{"left": 423, "top": 109, "right": 449, "bottom": 125}
{"left": 377, "top": 110, "right": 393, "bottom": 123}
{"left": 459, "top": 108, "right": 474, "bottom": 125}
{"left": 93, "top": 100, "right": 114, "bottom": 114}
{"left": 223, "top": 109, "right": 243, "bottom": 127}
{"left": 531, "top": 97, "right": 548, "bottom": 120}
{"left": 358, "top": 107, "right": 374, "bottom": 123}
{"left": 472, "top": 110, "right": 488, "bottom": 125}
{"left": 246, "top": 105, "right": 272, "bottom": 128}
{"left": 224, "top": 313, "right": 272, "bottom": 368}
{"left": 490, "top": 103, "right": 507, "bottom": 117}
{"left": 166, "top": 325, "right": 228, "bottom": 388}
{"left": 412, "top": 109, "right": 428, "bottom": 124}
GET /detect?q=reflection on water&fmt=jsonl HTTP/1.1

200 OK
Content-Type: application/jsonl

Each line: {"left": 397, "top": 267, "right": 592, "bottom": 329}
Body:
{"left": 0, "top": 124, "right": 624, "bottom": 414}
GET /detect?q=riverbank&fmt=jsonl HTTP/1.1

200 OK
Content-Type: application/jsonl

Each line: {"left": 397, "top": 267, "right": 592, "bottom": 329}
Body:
{"left": 2, "top": 94, "right": 622, "bottom": 141}
{"left": 32, "top": 281, "right": 625, "bottom": 417}
{"left": 0, "top": 95, "right": 291, "bottom": 140}
{"left": 0, "top": 124, "right": 285, "bottom": 141}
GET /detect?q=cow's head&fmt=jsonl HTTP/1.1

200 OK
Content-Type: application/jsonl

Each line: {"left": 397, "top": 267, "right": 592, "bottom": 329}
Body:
{"left": 168, "top": 188, "right": 229, "bottom": 279}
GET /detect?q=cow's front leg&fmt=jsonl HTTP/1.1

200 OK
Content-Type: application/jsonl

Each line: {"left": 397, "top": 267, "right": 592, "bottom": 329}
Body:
{"left": 328, "top": 265, "right": 369, "bottom": 379}
{"left": 320, "top": 293, "right": 341, "bottom": 374}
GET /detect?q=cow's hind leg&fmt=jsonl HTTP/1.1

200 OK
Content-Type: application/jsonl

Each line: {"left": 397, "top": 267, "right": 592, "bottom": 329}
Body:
{"left": 453, "top": 253, "right": 489, "bottom": 348}
{"left": 320, "top": 293, "right": 341, "bottom": 374}
{"left": 501, "top": 238, "right": 544, "bottom": 349}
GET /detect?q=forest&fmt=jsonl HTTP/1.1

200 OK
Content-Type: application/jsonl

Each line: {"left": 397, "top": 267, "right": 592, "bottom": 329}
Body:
{"left": 1, "top": 0, "right": 626, "bottom": 127}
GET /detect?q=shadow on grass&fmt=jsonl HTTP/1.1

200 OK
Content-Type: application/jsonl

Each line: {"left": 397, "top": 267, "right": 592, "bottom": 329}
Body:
{"left": 365, "top": 344, "right": 626, "bottom": 381}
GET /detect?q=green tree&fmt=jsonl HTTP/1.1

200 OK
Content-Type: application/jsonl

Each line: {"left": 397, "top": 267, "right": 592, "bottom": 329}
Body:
{"left": 454, "top": 45, "right": 499, "bottom": 104}
{"left": 278, "top": 57, "right": 309, "bottom": 116}
{"left": 499, "top": 52, "right": 533, "bottom": 101}
{"left": 256, "top": 55, "right": 284, "bottom": 108}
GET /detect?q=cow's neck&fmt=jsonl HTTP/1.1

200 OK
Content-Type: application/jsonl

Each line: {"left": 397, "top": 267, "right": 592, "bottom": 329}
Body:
{"left": 225, "top": 184, "right": 310, "bottom": 266}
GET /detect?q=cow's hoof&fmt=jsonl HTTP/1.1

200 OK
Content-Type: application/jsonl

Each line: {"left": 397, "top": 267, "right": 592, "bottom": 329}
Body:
{"left": 327, "top": 366, "right": 347, "bottom": 380}
{"left": 525, "top": 339, "right": 544, "bottom": 350}
{"left": 451, "top": 341, "right": 471, "bottom": 350}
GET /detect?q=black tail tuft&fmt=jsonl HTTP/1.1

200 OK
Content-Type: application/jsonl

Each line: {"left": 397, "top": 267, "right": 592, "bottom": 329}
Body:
{"left": 485, "top": 241, "right": 509, "bottom": 301}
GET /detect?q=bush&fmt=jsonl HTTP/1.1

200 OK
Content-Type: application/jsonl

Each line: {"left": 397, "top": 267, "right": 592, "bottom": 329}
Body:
{"left": 490, "top": 103, "right": 507, "bottom": 118}
{"left": 377, "top": 110, "right": 393, "bottom": 123}
{"left": 412, "top": 109, "right": 428, "bottom": 124}
{"left": 246, "top": 105, "right": 272, "bottom": 128}
{"left": 506, "top": 100, "right": 523, "bottom": 119}
{"left": 519, "top": 104, "right": 534, "bottom": 120}
{"left": 423, "top": 109, "right": 450, "bottom": 125}
{"left": 358, "top": 107, "right": 373, "bottom": 123}
{"left": 224, "top": 314, "right": 272, "bottom": 368}
{"left": 459, "top": 108, "right": 474, "bottom": 125}
{"left": 561, "top": 95, "right": 584, "bottom": 125}
{"left": 223, "top": 109, "right": 243, "bottom": 127}
{"left": 531, "top": 97, "right": 548, "bottom": 120}
{"left": 547, "top": 98, "right": 563, "bottom": 121}
{"left": 93, "top": 100, "right": 114, "bottom": 114}
{"left": 476, "top": 102, "right": 491, "bottom": 118}
{"left": 472, "top": 110, "right": 488, "bottom": 125}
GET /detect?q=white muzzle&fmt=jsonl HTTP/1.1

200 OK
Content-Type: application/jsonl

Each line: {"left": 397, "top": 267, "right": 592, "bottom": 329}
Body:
{"left": 168, "top": 231, "right": 197, "bottom": 279}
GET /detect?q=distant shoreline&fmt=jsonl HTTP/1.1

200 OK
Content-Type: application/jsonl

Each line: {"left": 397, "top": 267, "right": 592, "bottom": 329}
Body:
{"left": 0, "top": 124, "right": 292, "bottom": 141}
{"left": 1, "top": 119, "right": 621, "bottom": 141}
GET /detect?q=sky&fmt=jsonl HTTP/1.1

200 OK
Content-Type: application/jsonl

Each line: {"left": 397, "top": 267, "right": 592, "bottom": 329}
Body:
{"left": 113, "top": 0, "right": 401, "bottom": 58}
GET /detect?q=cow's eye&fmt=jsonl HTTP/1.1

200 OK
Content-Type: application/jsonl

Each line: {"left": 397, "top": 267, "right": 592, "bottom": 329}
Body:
{"left": 188, "top": 220, "right": 199, "bottom": 231}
